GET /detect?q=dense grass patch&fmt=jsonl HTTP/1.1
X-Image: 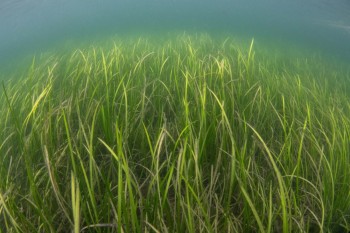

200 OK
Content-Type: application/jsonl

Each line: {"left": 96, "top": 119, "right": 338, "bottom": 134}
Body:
{"left": 0, "top": 34, "right": 350, "bottom": 232}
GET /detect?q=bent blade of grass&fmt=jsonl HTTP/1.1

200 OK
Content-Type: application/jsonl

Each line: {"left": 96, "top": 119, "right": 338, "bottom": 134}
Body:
{"left": 181, "top": 174, "right": 213, "bottom": 233}
{"left": 159, "top": 56, "right": 169, "bottom": 76}
{"left": 22, "top": 195, "right": 54, "bottom": 232}
{"left": 237, "top": 178, "right": 266, "bottom": 233}
{"left": 269, "top": 98, "right": 288, "bottom": 138}
{"left": 207, "top": 87, "right": 239, "bottom": 213}
{"left": 142, "top": 123, "right": 168, "bottom": 212}
{"left": 314, "top": 139, "right": 333, "bottom": 227}
{"left": 246, "top": 123, "right": 289, "bottom": 233}
{"left": 133, "top": 52, "right": 155, "bottom": 74}
{"left": 77, "top": 101, "right": 101, "bottom": 202}
{"left": 247, "top": 38, "right": 254, "bottom": 65}
{"left": 98, "top": 138, "right": 124, "bottom": 233}
{"left": 43, "top": 145, "right": 73, "bottom": 226}
{"left": 23, "top": 83, "right": 52, "bottom": 128}
{"left": 207, "top": 87, "right": 234, "bottom": 140}
{"left": 122, "top": 83, "right": 129, "bottom": 134}
{"left": 75, "top": 147, "right": 99, "bottom": 225}
{"left": 286, "top": 174, "right": 325, "bottom": 229}
{"left": 145, "top": 220, "right": 161, "bottom": 233}
{"left": 101, "top": 50, "right": 108, "bottom": 85}
{"left": 160, "top": 164, "right": 175, "bottom": 209}
{"left": 99, "top": 129, "right": 140, "bottom": 233}
{"left": 291, "top": 117, "right": 308, "bottom": 199}
{"left": 0, "top": 192, "right": 21, "bottom": 232}
{"left": 62, "top": 109, "right": 77, "bottom": 175}
{"left": 80, "top": 223, "right": 119, "bottom": 232}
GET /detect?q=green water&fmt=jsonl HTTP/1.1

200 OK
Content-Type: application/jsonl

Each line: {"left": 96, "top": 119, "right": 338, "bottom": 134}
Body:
{"left": 1, "top": 0, "right": 350, "bottom": 71}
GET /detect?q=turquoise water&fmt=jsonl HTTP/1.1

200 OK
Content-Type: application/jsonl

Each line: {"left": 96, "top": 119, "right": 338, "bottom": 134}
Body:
{"left": 0, "top": 0, "right": 350, "bottom": 71}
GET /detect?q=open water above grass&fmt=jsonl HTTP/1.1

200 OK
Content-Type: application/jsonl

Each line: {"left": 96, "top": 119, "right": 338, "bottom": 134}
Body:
{"left": 0, "top": 0, "right": 350, "bottom": 73}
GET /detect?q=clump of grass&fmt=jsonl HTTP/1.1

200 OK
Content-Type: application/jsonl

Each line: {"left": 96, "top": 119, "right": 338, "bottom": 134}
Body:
{"left": 0, "top": 33, "right": 350, "bottom": 232}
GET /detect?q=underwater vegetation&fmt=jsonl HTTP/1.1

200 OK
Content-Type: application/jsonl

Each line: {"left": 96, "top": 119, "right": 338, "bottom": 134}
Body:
{"left": 0, "top": 34, "right": 350, "bottom": 232}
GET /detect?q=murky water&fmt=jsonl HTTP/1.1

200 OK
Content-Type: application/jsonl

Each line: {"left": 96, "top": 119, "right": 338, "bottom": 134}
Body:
{"left": 0, "top": 0, "right": 349, "bottom": 72}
